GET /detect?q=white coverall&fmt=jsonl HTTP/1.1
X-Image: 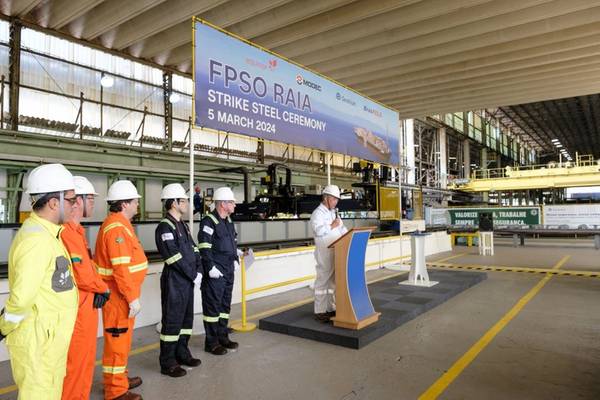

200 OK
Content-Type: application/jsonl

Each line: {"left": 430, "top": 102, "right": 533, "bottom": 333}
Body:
{"left": 310, "top": 203, "right": 348, "bottom": 314}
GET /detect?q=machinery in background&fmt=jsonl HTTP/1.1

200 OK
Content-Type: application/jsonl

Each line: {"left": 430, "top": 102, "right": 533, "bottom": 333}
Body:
{"left": 228, "top": 161, "right": 404, "bottom": 221}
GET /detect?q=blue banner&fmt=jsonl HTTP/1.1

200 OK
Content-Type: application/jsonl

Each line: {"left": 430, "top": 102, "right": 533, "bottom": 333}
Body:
{"left": 193, "top": 20, "right": 400, "bottom": 165}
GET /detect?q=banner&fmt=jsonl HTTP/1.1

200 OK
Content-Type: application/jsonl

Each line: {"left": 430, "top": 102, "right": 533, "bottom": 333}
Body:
{"left": 193, "top": 20, "right": 400, "bottom": 165}
{"left": 447, "top": 207, "right": 540, "bottom": 226}
{"left": 543, "top": 204, "right": 600, "bottom": 228}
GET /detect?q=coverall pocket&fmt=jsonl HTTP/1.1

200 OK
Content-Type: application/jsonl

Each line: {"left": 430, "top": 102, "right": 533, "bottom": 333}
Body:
{"left": 103, "top": 298, "right": 129, "bottom": 336}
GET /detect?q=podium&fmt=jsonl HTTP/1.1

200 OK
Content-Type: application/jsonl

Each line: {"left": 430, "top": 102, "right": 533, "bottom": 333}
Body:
{"left": 328, "top": 227, "right": 381, "bottom": 330}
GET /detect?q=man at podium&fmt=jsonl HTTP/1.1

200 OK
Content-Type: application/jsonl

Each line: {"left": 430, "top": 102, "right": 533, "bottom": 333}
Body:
{"left": 310, "top": 185, "right": 348, "bottom": 322}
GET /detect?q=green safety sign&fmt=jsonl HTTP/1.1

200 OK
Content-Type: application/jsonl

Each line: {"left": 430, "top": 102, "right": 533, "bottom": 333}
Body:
{"left": 448, "top": 207, "right": 540, "bottom": 226}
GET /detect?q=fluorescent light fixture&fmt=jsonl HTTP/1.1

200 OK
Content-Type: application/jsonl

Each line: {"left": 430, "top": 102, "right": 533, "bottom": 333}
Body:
{"left": 555, "top": 144, "right": 563, "bottom": 148}
{"left": 551, "top": 138, "right": 560, "bottom": 142}
{"left": 168, "top": 92, "right": 180, "bottom": 104}
{"left": 100, "top": 73, "right": 114, "bottom": 88}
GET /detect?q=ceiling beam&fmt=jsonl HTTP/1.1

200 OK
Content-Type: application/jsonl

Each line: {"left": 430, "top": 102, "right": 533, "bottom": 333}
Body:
{"left": 501, "top": 107, "right": 548, "bottom": 150}
{"left": 323, "top": 3, "right": 600, "bottom": 81}
{"left": 368, "top": 47, "right": 600, "bottom": 99}
{"left": 271, "top": 0, "right": 485, "bottom": 60}
{"left": 342, "top": 17, "right": 600, "bottom": 90}
{"left": 378, "top": 61, "right": 600, "bottom": 104}
{"left": 563, "top": 98, "right": 593, "bottom": 154}
{"left": 298, "top": 0, "right": 553, "bottom": 69}
{"left": 101, "top": 0, "right": 228, "bottom": 50}
{"left": 46, "top": 0, "right": 105, "bottom": 29}
{"left": 393, "top": 79, "right": 600, "bottom": 117}
{"left": 390, "top": 68, "right": 600, "bottom": 111}
{"left": 136, "top": 0, "right": 292, "bottom": 60}
{"left": 3, "top": 0, "right": 42, "bottom": 16}
{"left": 70, "top": 0, "right": 167, "bottom": 40}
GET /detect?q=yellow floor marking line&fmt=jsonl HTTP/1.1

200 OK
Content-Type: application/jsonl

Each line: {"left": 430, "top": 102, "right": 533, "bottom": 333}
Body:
{"left": 0, "top": 270, "right": 409, "bottom": 395}
{"left": 431, "top": 252, "right": 469, "bottom": 264}
{"left": 418, "top": 255, "right": 570, "bottom": 400}
{"left": 428, "top": 256, "right": 597, "bottom": 279}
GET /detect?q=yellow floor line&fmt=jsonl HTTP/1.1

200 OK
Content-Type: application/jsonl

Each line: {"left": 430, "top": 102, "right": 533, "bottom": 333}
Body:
{"left": 418, "top": 255, "right": 570, "bottom": 400}
{"left": 0, "top": 270, "right": 408, "bottom": 395}
{"left": 432, "top": 252, "right": 469, "bottom": 264}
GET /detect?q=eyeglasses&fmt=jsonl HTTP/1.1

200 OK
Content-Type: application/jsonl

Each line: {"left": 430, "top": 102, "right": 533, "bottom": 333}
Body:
{"left": 64, "top": 196, "right": 78, "bottom": 205}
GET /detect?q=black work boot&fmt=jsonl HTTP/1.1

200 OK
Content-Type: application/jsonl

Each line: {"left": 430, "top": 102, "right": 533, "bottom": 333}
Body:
{"left": 160, "top": 365, "right": 187, "bottom": 378}
{"left": 204, "top": 343, "right": 228, "bottom": 355}
{"left": 177, "top": 357, "right": 202, "bottom": 367}
{"left": 219, "top": 337, "right": 239, "bottom": 349}
{"left": 314, "top": 313, "right": 330, "bottom": 323}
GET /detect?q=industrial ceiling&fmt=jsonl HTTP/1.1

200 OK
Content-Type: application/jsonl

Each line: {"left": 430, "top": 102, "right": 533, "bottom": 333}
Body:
{"left": 2, "top": 0, "right": 600, "bottom": 156}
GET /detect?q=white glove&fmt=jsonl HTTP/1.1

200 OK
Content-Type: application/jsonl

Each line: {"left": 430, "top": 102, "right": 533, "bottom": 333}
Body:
{"left": 208, "top": 266, "right": 223, "bottom": 279}
{"left": 193, "top": 272, "right": 202, "bottom": 286}
{"left": 128, "top": 298, "right": 141, "bottom": 318}
{"left": 234, "top": 260, "right": 240, "bottom": 271}
{"left": 237, "top": 248, "right": 244, "bottom": 258}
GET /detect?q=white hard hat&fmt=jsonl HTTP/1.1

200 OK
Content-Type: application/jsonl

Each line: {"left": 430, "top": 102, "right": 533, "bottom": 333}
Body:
{"left": 26, "top": 163, "right": 75, "bottom": 194}
{"left": 161, "top": 183, "right": 188, "bottom": 200}
{"left": 213, "top": 187, "right": 236, "bottom": 201}
{"left": 106, "top": 180, "right": 141, "bottom": 202}
{"left": 73, "top": 176, "right": 98, "bottom": 196}
{"left": 322, "top": 184, "right": 341, "bottom": 199}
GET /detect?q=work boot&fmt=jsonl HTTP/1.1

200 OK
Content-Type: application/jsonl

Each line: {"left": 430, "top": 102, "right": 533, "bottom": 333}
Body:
{"left": 314, "top": 313, "right": 330, "bottom": 323}
{"left": 177, "top": 357, "right": 202, "bottom": 367}
{"left": 113, "top": 391, "right": 143, "bottom": 400}
{"left": 204, "top": 344, "right": 228, "bottom": 355}
{"left": 219, "top": 338, "right": 239, "bottom": 349}
{"left": 161, "top": 365, "right": 187, "bottom": 378}
{"left": 128, "top": 376, "right": 143, "bottom": 390}
{"left": 326, "top": 311, "right": 336, "bottom": 318}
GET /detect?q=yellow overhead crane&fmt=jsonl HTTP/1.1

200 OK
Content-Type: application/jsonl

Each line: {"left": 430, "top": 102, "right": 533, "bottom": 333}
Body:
{"left": 449, "top": 155, "right": 600, "bottom": 192}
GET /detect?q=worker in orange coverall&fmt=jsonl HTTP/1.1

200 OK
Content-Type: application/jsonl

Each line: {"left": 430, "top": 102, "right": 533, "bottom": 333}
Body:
{"left": 94, "top": 180, "right": 147, "bottom": 400}
{"left": 61, "top": 176, "right": 110, "bottom": 400}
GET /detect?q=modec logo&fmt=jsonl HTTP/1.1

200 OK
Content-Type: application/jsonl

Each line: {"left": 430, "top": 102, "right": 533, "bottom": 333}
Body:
{"left": 296, "top": 74, "right": 322, "bottom": 91}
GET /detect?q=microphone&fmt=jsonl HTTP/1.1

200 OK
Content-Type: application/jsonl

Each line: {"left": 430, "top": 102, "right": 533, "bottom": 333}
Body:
{"left": 335, "top": 207, "right": 339, "bottom": 219}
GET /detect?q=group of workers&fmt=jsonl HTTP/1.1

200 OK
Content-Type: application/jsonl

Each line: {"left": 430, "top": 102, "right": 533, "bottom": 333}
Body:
{"left": 0, "top": 163, "right": 242, "bottom": 400}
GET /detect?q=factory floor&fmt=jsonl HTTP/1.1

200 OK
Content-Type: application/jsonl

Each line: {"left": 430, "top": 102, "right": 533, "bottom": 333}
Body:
{"left": 1, "top": 242, "right": 600, "bottom": 399}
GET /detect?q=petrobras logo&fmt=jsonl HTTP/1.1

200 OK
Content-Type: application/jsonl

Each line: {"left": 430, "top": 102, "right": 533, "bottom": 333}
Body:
{"left": 363, "top": 105, "right": 383, "bottom": 118}
{"left": 245, "top": 57, "right": 278, "bottom": 71}
{"left": 336, "top": 92, "right": 356, "bottom": 106}
{"left": 296, "top": 74, "right": 322, "bottom": 91}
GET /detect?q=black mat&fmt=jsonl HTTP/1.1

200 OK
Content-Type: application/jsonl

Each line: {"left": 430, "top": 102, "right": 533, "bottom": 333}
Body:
{"left": 259, "top": 270, "right": 487, "bottom": 349}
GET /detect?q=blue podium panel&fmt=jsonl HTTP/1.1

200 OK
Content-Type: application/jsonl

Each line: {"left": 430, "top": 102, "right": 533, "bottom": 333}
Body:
{"left": 347, "top": 231, "right": 376, "bottom": 321}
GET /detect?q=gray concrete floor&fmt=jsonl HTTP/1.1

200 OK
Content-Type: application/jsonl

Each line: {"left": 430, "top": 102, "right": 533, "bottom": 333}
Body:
{"left": 1, "top": 242, "right": 600, "bottom": 399}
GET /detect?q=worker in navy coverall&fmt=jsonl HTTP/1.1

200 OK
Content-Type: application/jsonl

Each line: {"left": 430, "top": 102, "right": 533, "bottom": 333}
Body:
{"left": 197, "top": 186, "right": 241, "bottom": 355}
{"left": 155, "top": 183, "right": 202, "bottom": 377}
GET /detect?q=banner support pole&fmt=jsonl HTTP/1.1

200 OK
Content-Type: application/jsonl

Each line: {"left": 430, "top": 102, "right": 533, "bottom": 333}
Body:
{"left": 327, "top": 152, "right": 331, "bottom": 186}
{"left": 189, "top": 128, "right": 195, "bottom": 233}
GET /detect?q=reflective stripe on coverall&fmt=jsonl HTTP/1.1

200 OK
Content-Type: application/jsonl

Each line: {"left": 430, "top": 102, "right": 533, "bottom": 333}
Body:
{"left": 198, "top": 211, "right": 238, "bottom": 348}
{"left": 94, "top": 212, "right": 147, "bottom": 400}
{"left": 155, "top": 215, "right": 201, "bottom": 369}
{"left": 0, "top": 212, "right": 78, "bottom": 400}
{"left": 61, "top": 221, "right": 109, "bottom": 400}
{"left": 310, "top": 204, "right": 347, "bottom": 314}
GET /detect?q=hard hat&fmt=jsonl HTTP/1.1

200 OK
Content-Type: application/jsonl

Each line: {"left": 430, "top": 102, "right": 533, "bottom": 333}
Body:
{"left": 322, "top": 185, "right": 341, "bottom": 199}
{"left": 73, "top": 176, "right": 98, "bottom": 196}
{"left": 213, "top": 187, "right": 236, "bottom": 201}
{"left": 106, "top": 180, "right": 141, "bottom": 202}
{"left": 161, "top": 183, "right": 189, "bottom": 200}
{"left": 26, "top": 163, "right": 75, "bottom": 194}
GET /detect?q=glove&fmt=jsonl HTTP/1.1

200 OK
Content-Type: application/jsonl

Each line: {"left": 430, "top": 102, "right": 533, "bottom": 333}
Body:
{"left": 93, "top": 291, "right": 111, "bottom": 309}
{"left": 129, "top": 298, "right": 141, "bottom": 318}
{"left": 234, "top": 260, "right": 240, "bottom": 271}
{"left": 237, "top": 249, "right": 244, "bottom": 258}
{"left": 193, "top": 272, "right": 202, "bottom": 286}
{"left": 208, "top": 266, "right": 223, "bottom": 279}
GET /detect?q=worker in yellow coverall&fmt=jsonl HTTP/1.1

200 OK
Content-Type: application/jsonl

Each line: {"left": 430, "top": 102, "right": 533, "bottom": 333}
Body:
{"left": 0, "top": 163, "right": 79, "bottom": 399}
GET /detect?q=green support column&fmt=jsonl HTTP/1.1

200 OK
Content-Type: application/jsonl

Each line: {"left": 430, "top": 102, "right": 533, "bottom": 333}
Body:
{"left": 136, "top": 178, "right": 145, "bottom": 221}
